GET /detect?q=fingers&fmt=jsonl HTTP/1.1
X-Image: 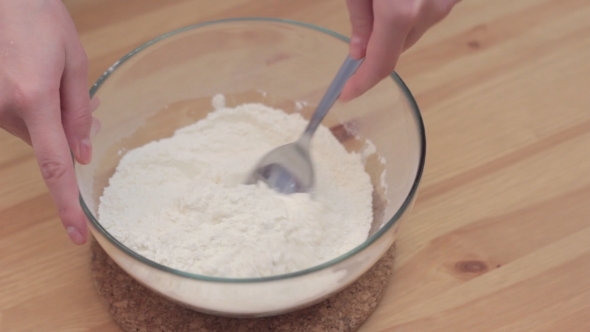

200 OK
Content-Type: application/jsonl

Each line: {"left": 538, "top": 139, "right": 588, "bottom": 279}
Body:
{"left": 91, "top": 116, "right": 102, "bottom": 137}
{"left": 24, "top": 97, "right": 88, "bottom": 245}
{"left": 60, "top": 42, "right": 92, "bottom": 165}
{"left": 341, "top": 2, "right": 416, "bottom": 101}
{"left": 346, "top": 0, "right": 374, "bottom": 59}
{"left": 341, "top": 0, "right": 459, "bottom": 102}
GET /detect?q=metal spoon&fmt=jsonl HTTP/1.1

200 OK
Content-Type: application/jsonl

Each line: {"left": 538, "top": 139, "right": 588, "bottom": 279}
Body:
{"left": 245, "top": 55, "right": 363, "bottom": 194}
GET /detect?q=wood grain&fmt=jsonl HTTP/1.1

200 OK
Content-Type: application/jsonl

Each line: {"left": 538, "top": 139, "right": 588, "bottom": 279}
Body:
{"left": 1, "top": 0, "right": 589, "bottom": 331}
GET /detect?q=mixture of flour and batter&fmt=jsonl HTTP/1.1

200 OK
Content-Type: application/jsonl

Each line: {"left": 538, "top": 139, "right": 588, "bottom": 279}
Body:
{"left": 98, "top": 95, "right": 374, "bottom": 278}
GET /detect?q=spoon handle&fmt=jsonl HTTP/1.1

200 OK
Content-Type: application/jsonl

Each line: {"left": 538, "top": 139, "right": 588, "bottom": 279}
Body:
{"left": 301, "top": 55, "right": 364, "bottom": 142}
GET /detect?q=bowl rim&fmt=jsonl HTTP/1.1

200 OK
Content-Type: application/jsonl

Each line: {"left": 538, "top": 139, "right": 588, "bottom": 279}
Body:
{"left": 81, "top": 17, "right": 426, "bottom": 283}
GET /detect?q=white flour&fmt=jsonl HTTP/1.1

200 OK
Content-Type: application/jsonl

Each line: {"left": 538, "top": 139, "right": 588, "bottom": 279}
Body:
{"left": 98, "top": 98, "right": 373, "bottom": 278}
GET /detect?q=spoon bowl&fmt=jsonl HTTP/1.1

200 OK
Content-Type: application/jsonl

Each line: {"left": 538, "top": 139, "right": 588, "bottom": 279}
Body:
{"left": 245, "top": 140, "right": 313, "bottom": 194}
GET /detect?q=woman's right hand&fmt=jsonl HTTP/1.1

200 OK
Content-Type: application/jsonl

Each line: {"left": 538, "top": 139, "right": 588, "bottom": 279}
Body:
{"left": 342, "top": 0, "right": 460, "bottom": 101}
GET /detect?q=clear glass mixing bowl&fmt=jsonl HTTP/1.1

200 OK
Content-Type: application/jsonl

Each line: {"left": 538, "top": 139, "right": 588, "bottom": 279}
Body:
{"left": 76, "top": 18, "right": 425, "bottom": 318}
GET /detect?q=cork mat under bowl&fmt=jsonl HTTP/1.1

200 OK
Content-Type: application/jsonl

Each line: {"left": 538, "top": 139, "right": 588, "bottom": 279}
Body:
{"left": 90, "top": 240, "right": 396, "bottom": 332}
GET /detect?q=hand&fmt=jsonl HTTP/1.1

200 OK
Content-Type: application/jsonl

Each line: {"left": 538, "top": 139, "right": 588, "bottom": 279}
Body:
{"left": 341, "top": 0, "right": 460, "bottom": 101}
{"left": 0, "top": 0, "right": 99, "bottom": 245}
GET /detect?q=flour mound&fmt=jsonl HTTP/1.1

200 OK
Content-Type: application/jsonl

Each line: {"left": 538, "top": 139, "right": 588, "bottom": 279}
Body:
{"left": 98, "top": 102, "right": 373, "bottom": 278}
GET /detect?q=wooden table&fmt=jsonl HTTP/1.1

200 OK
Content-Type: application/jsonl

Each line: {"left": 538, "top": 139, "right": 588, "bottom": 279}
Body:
{"left": 1, "top": 0, "right": 589, "bottom": 331}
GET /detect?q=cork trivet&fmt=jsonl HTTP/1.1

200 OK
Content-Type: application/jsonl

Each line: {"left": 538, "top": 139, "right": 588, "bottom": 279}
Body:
{"left": 91, "top": 240, "right": 396, "bottom": 332}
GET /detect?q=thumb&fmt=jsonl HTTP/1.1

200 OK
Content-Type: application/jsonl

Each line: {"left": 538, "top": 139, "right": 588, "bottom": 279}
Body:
{"left": 346, "top": 0, "right": 374, "bottom": 59}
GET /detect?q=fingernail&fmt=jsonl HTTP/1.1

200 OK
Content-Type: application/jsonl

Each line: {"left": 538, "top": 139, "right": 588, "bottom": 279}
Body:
{"left": 66, "top": 226, "right": 85, "bottom": 245}
{"left": 80, "top": 138, "right": 92, "bottom": 164}
{"left": 350, "top": 36, "right": 365, "bottom": 59}
{"left": 91, "top": 117, "right": 101, "bottom": 137}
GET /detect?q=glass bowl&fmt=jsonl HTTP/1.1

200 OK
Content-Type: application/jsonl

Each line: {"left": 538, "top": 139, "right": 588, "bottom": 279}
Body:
{"left": 76, "top": 18, "right": 425, "bottom": 318}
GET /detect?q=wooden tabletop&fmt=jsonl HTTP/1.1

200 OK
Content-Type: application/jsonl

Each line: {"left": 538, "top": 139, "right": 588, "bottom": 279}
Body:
{"left": 2, "top": 0, "right": 589, "bottom": 331}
